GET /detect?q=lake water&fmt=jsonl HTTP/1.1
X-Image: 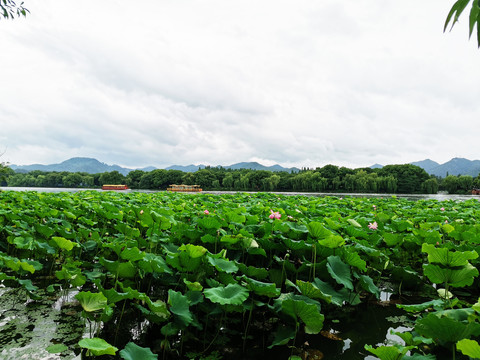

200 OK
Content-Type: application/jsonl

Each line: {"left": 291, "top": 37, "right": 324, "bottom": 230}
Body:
{"left": 1, "top": 187, "right": 478, "bottom": 202}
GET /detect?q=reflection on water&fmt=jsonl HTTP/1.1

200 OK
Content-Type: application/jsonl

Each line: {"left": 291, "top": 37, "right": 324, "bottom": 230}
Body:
{"left": 1, "top": 187, "right": 479, "bottom": 201}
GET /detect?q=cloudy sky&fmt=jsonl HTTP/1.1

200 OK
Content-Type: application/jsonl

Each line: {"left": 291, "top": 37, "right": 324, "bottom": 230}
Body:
{"left": 1, "top": 0, "right": 479, "bottom": 170}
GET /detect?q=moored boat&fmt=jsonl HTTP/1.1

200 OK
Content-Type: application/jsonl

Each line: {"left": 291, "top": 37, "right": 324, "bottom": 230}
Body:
{"left": 102, "top": 184, "right": 130, "bottom": 190}
{"left": 166, "top": 184, "right": 202, "bottom": 192}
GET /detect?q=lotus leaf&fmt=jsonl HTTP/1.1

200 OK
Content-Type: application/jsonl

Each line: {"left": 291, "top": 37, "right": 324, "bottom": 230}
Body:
{"left": 78, "top": 337, "right": 118, "bottom": 356}
{"left": 415, "top": 312, "right": 480, "bottom": 343}
{"left": 422, "top": 243, "right": 478, "bottom": 267}
{"left": 365, "top": 344, "right": 414, "bottom": 360}
{"left": 242, "top": 276, "right": 280, "bottom": 297}
{"left": 75, "top": 291, "right": 108, "bottom": 312}
{"left": 275, "top": 293, "right": 324, "bottom": 334}
{"left": 119, "top": 342, "right": 158, "bottom": 360}
{"left": 457, "top": 339, "right": 480, "bottom": 359}
{"left": 327, "top": 255, "right": 353, "bottom": 290}
{"left": 423, "top": 263, "right": 479, "bottom": 287}
{"left": 307, "top": 221, "right": 334, "bottom": 239}
{"left": 207, "top": 255, "right": 239, "bottom": 273}
{"left": 204, "top": 283, "right": 249, "bottom": 305}
{"left": 168, "top": 289, "right": 192, "bottom": 326}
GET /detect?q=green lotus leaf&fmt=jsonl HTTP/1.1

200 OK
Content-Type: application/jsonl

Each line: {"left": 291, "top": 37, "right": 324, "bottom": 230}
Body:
{"left": 75, "top": 291, "right": 108, "bottom": 312}
{"left": 422, "top": 243, "right": 478, "bottom": 267}
{"left": 200, "top": 234, "right": 217, "bottom": 243}
{"left": 236, "top": 263, "right": 269, "bottom": 280}
{"left": 318, "top": 235, "right": 345, "bottom": 249}
{"left": 268, "top": 325, "right": 296, "bottom": 348}
{"left": 78, "top": 337, "right": 118, "bottom": 356}
{"left": 415, "top": 313, "right": 480, "bottom": 343}
{"left": 296, "top": 280, "right": 332, "bottom": 303}
{"left": 457, "top": 339, "right": 480, "bottom": 359}
{"left": 327, "top": 255, "right": 353, "bottom": 290}
{"left": 146, "top": 299, "right": 170, "bottom": 320}
{"left": 120, "top": 342, "right": 158, "bottom": 360}
{"left": 52, "top": 236, "right": 76, "bottom": 251}
{"left": 207, "top": 255, "right": 239, "bottom": 273}
{"left": 307, "top": 221, "right": 333, "bottom": 239}
{"left": 358, "top": 274, "right": 380, "bottom": 298}
{"left": 383, "top": 233, "right": 402, "bottom": 246}
{"left": 276, "top": 294, "right": 324, "bottom": 334}
{"left": 242, "top": 276, "right": 280, "bottom": 297}
{"left": 396, "top": 299, "right": 445, "bottom": 313}
{"left": 46, "top": 344, "right": 68, "bottom": 354}
{"left": 204, "top": 283, "right": 249, "bottom": 305}
{"left": 184, "top": 279, "right": 203, "bottom": 291}
{"left": 423, "top": 263, "right": 479, "bottom": 287}
{"left": 365, "top": 344, "right": 413, "bottom": 360}
{"left": 178, "top": 244, "right": 207, "bottom": 258}
{"left": 117, "top": 261, "right": 137, "bottom": 278}
{"left": 168, "top": 289, "right": 192, "bottom": 326}
{"left": 102, "top": 288, "right": 132, "bottom": 304}
{"left": 341, "top": 249, "right": 367, "bottom": 272}
{"left": 312, "top": 278, "right": 347, "bottom": 306}
{"left": 282, "top": 237, "right": 312, "bottom": 251}
{"left": 13, "top": 236, "right": 36, "bottom": 250}
{"left": 198, "top": 217, "right": 221, "bottom": 230}
{"left": 120, "top": 247, "right": 145, "bottom": 262}
{"left": 347, "top": 218, "right": 362, "bottom": 228}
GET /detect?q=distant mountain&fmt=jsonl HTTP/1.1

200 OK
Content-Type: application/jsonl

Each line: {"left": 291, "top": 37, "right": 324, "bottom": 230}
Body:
{"left": 370, "top": 163, "right": 383, "bottom": 169}
{"left": 9, "top": 157, "right": 299, "bottom": 175}
{"left": 429, "top": 158, "right": 480, "bottom": 177}
{"left": 409, "top": 158, "right": 480, "bottom": 177}
{"left": 165, "top": 164, "right": 207, "bottom": 172}
{"left": 226, "top": 162, "right": 299, "bottom": 172}
{"left": 166, "top": 162, "right": 299, "bottom": 173}
{"left": 410, "top": 159, "right": 440, "bottom": 174}
{"left": 9, "top": 157, "right": 150, "bottom": 176}
{"left": 370, "top": 158, "right": 480, "bottom": 177}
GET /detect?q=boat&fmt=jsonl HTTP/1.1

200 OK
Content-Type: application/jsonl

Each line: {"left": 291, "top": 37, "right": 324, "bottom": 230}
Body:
{"left": 102, "top": 184, "right": 130, "bottom": 190}
{"left": 166, "top": 184, "right": 202, "bottom": 192}
{"left": 472, "top": 189, "right": 480, "bottom": 195}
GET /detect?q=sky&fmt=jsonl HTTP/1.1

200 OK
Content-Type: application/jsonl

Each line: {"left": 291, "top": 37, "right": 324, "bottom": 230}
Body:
{"left": 1, "top": 0, "right": 479, "bottom": 170}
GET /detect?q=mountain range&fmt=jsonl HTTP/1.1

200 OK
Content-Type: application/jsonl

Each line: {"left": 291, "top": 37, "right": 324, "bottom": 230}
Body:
{"left": 409, "top": 158, "right": 480, "bottom": 177}
{"left": 8, "top": 157, "right": 480, "bottom": 177}
{"left": 8, "top": 157, "right": 299, "bottom": 175}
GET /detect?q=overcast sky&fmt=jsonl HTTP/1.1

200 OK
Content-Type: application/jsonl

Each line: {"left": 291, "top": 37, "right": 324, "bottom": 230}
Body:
{"left": 1, "top": 0, "right": 479, "bottom": 170}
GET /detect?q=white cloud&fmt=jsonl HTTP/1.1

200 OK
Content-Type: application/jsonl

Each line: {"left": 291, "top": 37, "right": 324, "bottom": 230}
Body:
{"left": 0, "top": 0, "right": 479, "bottom": 169}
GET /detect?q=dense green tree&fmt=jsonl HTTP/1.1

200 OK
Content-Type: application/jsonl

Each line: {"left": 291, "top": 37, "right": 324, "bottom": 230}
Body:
{"left": 443, "top": 175, "right": 460, "bottom": 194}
{"left": 63, "top": 173, "right": 83, "bottom": 188}
{"left": 99, "top": 171, "right": 125, "bottom": 186}
{"left": 379, "top": 164, "right": 429, "bottom": 193}
{"left": 457, "top": 175, "right": 474, "bottom": 192}
{"left": 422, "top": 178, "right": 439, "bottom": 194}
{"left": 125, "top": 170, "right": 145, "bottom": 189}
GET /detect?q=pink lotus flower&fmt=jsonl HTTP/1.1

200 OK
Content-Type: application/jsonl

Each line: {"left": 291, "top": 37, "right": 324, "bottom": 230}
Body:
{"left": 269, "top": 210, "right": 281, "bottom": 220}
{"left": 440, "top": 207, "right": 445, "bottom": 211}
{"left": 204, "top": 210, "right": 209, "bottom": 215}
{"left": 368, "top": 221, "right": 378, "bottom": 230}
{"left": 445, "top": 220, "right": 448, "bottom": 223}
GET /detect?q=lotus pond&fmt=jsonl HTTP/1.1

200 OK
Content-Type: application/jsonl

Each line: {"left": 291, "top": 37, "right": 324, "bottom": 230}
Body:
{"left": 1, "top": 190, "right": 480, "bottom": 360}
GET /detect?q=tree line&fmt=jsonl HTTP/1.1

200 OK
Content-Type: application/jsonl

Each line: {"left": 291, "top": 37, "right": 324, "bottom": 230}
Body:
{"left": 3, "top": 163, "right": 479, "bottom": 194}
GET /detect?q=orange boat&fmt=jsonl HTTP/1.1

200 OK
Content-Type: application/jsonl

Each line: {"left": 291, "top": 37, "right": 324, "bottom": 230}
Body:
{"left": 166, "top": 184, "right": 202, "bottom": 192}
{"left": 102, "top": 184, "right": 130, "bottom": 190}
{"left": 472, "top": 189, "right": 480, "bottom": 195}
